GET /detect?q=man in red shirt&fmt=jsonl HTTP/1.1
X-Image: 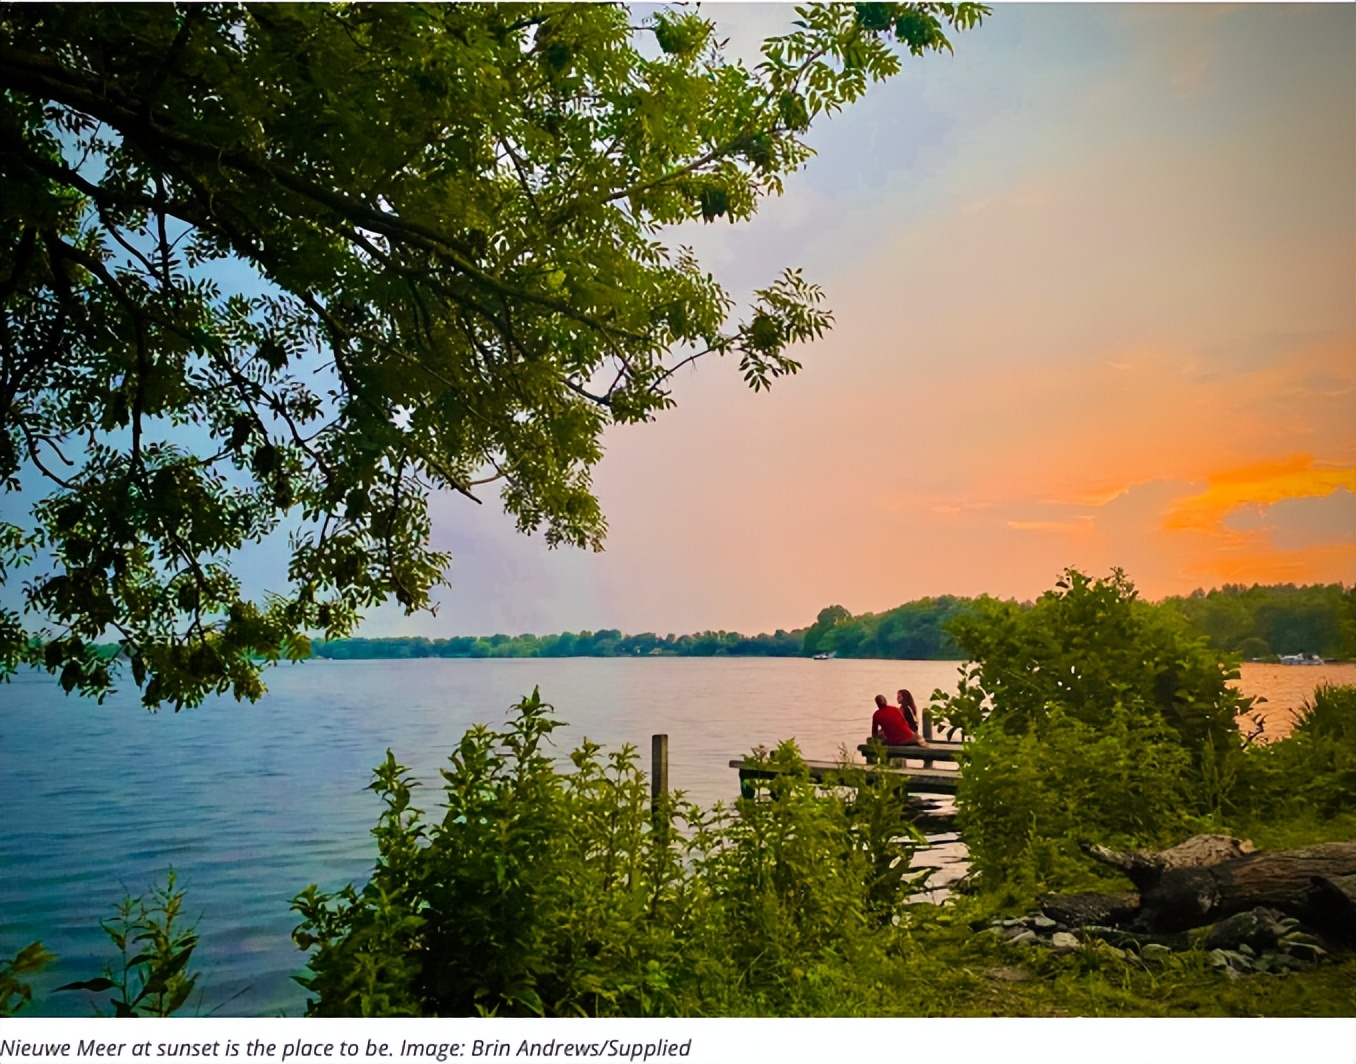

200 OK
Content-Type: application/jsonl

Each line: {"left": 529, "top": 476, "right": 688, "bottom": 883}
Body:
{"left": 872, "top": 693, "right": 927, "bottom": 746}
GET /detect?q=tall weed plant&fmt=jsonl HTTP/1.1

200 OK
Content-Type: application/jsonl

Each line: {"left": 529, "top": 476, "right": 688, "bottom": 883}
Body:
{"left": 293, "top": 690, "right": 923, "bottom": 1017}
{"left": 1231, "top": 683, "right": 1356, "bottom": 848}
{"left": 56, "top": 871, "right": 200, "bottom": 1017}
{"left": 0, "top": 942, "right": 54, "bottom": 1016}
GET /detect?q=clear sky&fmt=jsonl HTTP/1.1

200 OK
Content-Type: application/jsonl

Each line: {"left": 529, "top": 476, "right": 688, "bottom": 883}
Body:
{"left": 353, "top": 3, "right": 1356, "bottom": 638}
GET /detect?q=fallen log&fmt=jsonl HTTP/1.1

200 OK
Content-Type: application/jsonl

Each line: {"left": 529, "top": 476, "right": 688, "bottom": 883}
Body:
{"left": 1080, "top": 834, "right": 1254, "bottom": 892}
{"left": 1307, "top": 874, "right": 1356, "bottom": 947}
{"left": 1085, "top": 837, "right": 1356, "bottom": 935}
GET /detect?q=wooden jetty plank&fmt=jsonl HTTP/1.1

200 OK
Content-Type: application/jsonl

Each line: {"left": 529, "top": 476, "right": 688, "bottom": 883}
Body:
{"left": 856, "top": 742, "right": 964, "bottom": 762}
{"left": 729, "top": 758, "right": 961, "bottom": 794}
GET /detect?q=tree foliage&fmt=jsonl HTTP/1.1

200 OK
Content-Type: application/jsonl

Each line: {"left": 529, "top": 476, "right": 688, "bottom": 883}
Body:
{"left": 312, "top": 626, "right": 806, "bottom": 659}
{"left": 801, "top": 595, "right": 971, "bottom": 658}
{"left": 0, "top": 2, "right": 987, "bottom": 707}
{"left": 939, "top": 568, "right": 1247, "bottom": 756}
{"left": 311, "top": 583, "right": 1349, "bottom": 662}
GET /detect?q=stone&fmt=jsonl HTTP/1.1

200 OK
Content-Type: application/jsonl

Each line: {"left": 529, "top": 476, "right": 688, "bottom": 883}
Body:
{"left": 1201, "top": 907, "right": 1288, "bottom": 953}
{"left": 1032, "top": 915, "right": 1058, "bottom": 930}
{"left": 1284, "top": 941, "right": 1327, "bottom": 964}
{"left": 985, "top": 966, "right": 1032, "bottom": 982}
{"left": 1050, "top": 931, "right": 1079, "bottom": 953}
{"left": 1008, "top": 928, "right": 1038, "bottom": 944}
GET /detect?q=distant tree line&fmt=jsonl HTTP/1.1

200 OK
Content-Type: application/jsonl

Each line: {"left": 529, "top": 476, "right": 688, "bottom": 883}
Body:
{"left": 1160, "top": 583, "right": 1354, "bottom": 661}
{"left": 312, "top": 629, "right": 804, "bottom": 660}
{"left": 309, "top": 583, "right": 1354, "bottom": 662}
{"left": 800, "top": 596, "right": 973, "bottom": 659}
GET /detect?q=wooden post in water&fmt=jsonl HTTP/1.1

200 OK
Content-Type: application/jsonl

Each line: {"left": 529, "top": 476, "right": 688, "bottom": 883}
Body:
{"left": 651, "top": 733, "right": 669, "bottom": 813}
{"left": 921, "top": 710, "right": 934, "bottom": 769}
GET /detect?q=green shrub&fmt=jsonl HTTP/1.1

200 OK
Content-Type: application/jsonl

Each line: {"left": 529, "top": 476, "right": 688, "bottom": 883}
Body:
{"left": 292, "top": 690, "right": 924, "bottom": 1017}
{"left": 684, "top": 746, "right": 926, "bottom": 1013}
{"left": 937, "top": 569, "right": 1248, "bottom": 893}
{"left": 941, "top": 568, "right": 1246, "bottom": 757}
{"left": 956, "top": 703, "right": 1202, "bottom": 896}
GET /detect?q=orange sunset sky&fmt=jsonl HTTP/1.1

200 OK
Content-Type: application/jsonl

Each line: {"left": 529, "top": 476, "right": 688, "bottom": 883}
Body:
{"left": 358, "top": 3, "right": 1355, "bottom": 639}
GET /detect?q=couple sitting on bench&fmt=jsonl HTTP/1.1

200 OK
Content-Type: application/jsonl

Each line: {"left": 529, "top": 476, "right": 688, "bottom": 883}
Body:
{"left": 871, "top": 689, "right": 929, "bottom": 747}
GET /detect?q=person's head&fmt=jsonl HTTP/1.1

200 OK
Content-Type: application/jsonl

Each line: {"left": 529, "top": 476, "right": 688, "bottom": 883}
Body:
{"left": 874, "top": 693, "right": 888, "bottom": 708}
{"left": 897, "top": 689, "right": 917, "bottom": 711}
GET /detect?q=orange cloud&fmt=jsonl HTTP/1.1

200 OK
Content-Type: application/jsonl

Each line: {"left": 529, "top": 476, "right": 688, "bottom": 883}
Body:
{"left": 1162, "top": 455, "right": 1356, "bottom": 532}
{"left": 1006, "top": 517, "right": 1095, "bottom": 532}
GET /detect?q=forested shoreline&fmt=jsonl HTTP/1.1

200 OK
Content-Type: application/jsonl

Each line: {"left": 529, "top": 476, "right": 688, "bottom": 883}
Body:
{"left": 312, "top": 583, "right": 1355, "bottom": 663}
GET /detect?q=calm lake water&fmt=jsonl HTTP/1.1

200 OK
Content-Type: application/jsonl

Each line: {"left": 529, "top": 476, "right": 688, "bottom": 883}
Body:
{"left": 2, "top": 657, "right": 1352, "bottom": 1017}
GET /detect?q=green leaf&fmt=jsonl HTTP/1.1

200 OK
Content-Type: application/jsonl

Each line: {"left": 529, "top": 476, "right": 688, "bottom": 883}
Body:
{"left": 56, "top": 977, "right": 116, "bottom": 993}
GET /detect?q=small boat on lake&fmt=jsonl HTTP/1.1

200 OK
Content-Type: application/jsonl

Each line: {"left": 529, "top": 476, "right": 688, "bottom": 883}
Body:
{"left": 1279, "top": 653, "right": 1324, "bottom": 665}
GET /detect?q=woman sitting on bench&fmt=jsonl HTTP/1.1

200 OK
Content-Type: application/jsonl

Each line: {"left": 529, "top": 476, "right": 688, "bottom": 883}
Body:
{"left": 872, "top": 693, "right": 928, "bottom": 747}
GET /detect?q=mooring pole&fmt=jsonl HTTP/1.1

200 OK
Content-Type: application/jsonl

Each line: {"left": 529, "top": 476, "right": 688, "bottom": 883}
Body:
{"left": 651, "top": 733, "right": 669, "bottom": 810}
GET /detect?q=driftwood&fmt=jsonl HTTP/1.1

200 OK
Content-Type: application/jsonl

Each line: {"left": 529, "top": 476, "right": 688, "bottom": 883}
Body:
{"left": 1076, "top": 835, "right": 1356, "bottom": 940}
{"left": 1002, "top": 836, "right": 1354, "bottom": 973}
{"left": 1080, "top": 834, "right": 1254, "bottom": 889}
{"left": 1037, "top": 890, "right": 1141, "bottom": 929}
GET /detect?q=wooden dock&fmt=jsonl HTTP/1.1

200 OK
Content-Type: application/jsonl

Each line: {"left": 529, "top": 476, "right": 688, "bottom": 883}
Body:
{"left": 643, "top": 727, "right": 965, "bottom": 806}
{"left": 729, "top": 755, "right": 962, "bottom": 795}
{"left": 729, "top": 708, "right": 967, "bottom": 796}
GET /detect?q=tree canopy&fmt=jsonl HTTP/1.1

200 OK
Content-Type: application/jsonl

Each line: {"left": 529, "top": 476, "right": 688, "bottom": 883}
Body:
{"left": 941, "top": 568, "right": 1247, "bottom": 757}
{"left": 0, "top": 2, "right": 986, "bottom": 707}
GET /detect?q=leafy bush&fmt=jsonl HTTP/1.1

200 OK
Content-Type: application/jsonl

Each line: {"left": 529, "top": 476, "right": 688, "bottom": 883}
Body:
{"left": 942, "top": 569, "right": 1246, "bottom": 756}
{"left": 684, "top": 745, "right": 926, "bottom": 1013}
{"left": 937, "top": 569, "right": 1248, "bottom": 893}
{"left": 956, "top": 704, "right": 1202, "bottom": 896}
{"left": 292, "top": 690, "right": 924, "bottom": 1017}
